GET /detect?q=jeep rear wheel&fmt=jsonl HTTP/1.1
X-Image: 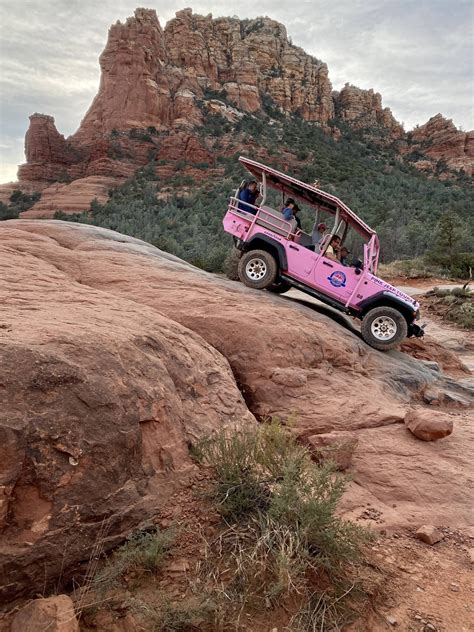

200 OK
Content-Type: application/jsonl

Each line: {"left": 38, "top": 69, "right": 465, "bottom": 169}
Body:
{"left": 361, "top": 306, "right": 408, "bottom": 351}
{"left": 267, "top": 280, "right": 291, "bottom": 294}
{"left": 238, "top": 249, "right": 277, "bottom": 289}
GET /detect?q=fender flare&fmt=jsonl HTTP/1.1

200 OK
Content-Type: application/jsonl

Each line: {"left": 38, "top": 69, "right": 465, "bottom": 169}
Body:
{"left": 245, "top": 234, "right": 288, "bottom": 270}
{"left": 356, "top": 291, "right": 417, "bottom": 323}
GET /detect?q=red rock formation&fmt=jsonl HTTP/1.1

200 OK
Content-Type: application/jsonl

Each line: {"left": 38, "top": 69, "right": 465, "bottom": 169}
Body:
{"left": 10, "top": 595, "right": 79, "bottom": 632}
{"left": 164, "top": 9, "right": 334, "bottom": 121}
{"left": 73, "top": 7, "right": 335, "bottom": 144}
{"left": 1, "top": 221, "right": 472, "bottom": 603}
{"left": 408, "top": 114, "right": 474, "bottom": 176}
{"left": 21, "top": 175, "right": 123, "bottom": 218}
{"left": 17, "top": 114, "right": 80, "bottom": 182}
{"left": 73, "top": 9, "right": 180, "bottom": 143}
{"left": 334, "top": 84, "right": 404, "bottom": 138}
{"left": 24, "top": 114, "right": 72, "bottom": 164}
{"left": 7, "top": 7, "right": 472, "bottom": 216}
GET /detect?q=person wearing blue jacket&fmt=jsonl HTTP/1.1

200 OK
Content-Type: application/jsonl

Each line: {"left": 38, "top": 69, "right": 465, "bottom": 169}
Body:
{"left": 282, "top": 199, "right": 302, "bottom": 230}
{"left": 282, "top": 198, "right": 296, "bottom": 221}
{"left": 238, "top": 180, "right": 259, "bottom": 214}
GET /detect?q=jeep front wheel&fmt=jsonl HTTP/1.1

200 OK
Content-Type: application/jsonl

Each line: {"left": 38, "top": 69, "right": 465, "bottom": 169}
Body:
{"left": 361, "top": 306, "right": 408, "bottom": 351}
{"left": 238, "top": 249, "right": 277, "bottom": 289}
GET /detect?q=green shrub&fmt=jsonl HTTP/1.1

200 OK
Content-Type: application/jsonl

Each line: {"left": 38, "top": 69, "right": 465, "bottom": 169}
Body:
{"left": 0, "top": 201, "right": 19, "bottom": 220}
{"left": 94, "top": 527, "right": 174, "bottom": 591}
{"left": 426, "top": 287, "right": 473, "bottom": 330}
{"left": 196, "top": 422, "right": 368, "bottom": 566}
{"left": 194, "top": 422, "right": 371, "bottom": 628}
{"left": 6, "top": 190, "right": 41, "bottom": 215}
{"left": 128, "top": 128, "right": 153, "bottom": 142}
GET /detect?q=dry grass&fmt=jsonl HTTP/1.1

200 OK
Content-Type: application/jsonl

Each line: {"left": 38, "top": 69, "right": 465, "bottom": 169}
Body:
{"left": 424, "top": 287, "right": 474, "bottom": 330}
{"left": 192, "top": 422, "right": 372, "bottom": 630}
{"left": 93, "top": 527, "right": 174, "bottom": 593}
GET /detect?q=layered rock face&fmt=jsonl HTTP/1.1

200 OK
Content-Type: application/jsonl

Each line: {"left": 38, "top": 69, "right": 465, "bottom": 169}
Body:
{"left": 334, "top": 84, "right": 403, "bottom": 138}
{"left": 1, "top": 220, "right": 472, "bottom": 601}
{"left": 5, "top": 7, "right": 472, "bottom": 217}
{"left": 17, "top": 114, "right": 79, "bottom": 182}
{"left": 74, "top": 8, "right": 334, "bottom": 144}
{"left": 408, "top": 113, "right": 474, "bottom": 176}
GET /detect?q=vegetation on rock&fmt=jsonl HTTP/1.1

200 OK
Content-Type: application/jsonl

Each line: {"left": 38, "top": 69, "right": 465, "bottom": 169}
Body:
{"left": 0, "top": 190, "right": 41, "bottom": 220}
{"left": 51, "top": 109, "right": 472, "bottom": 275}
{"left": 422, "top": 287, "right": 473, "bottom": 330}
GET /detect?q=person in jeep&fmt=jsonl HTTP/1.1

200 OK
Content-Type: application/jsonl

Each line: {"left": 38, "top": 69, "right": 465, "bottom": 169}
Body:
{"left": 282, "top": 199, "right": 302, "bottom": 229}
{"left": 238, "top": 180, "right": 259, "bottom": 214}
{"left": 312, "top": 221, "right": 327, "bottom": 246}
{"left": 325, "top": 235, "right": 341, "bottom": 261}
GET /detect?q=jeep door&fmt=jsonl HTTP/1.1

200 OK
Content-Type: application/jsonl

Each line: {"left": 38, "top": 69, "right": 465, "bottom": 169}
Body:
{"left": 285, "top": 242, "right": 318, "bottom": 280}
{"left": 312, "top": 255, "right": 361, "bottom": 302}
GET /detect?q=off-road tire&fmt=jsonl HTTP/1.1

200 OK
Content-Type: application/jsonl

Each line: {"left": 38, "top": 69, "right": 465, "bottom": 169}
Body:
{"left": 238, "top": 249, "right": 278, "bottom": 289}
{"left": 267, "top": 280, "right": 291, "bottom": 294}
{"left": 361, "top": 306, "right": 408, "bottom": 351}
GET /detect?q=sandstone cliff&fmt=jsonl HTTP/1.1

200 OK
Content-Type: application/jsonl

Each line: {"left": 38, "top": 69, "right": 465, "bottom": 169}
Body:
{"left": 334, "top": 83, "right": 404, "bottom": 138}
{"left": 73, "top": 7, "right": 334, "bottom": 144}
{"left": 2, "top": 7, "right": 472, "bottom": 218}
{"left": 407, "top": 113, "right": 474, "bottom": 176}
{"left": 1, "top": 220, "right": 472, "bottom": 602}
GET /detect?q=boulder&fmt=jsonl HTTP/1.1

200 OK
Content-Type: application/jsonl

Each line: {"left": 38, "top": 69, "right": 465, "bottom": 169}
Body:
{"left": 415, "top": 525, "right": 444, "bottom": 545}
{"left": 303, "top": 431, "right": 358, "bottom": 470}
{"left": 10, "top": 595, "right": 79, "bottom": 632}
{"left": 404, "top": 410, "right": 454, "bottom": 441}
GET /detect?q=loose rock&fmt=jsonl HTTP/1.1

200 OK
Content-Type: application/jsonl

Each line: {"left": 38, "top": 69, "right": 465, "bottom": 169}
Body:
{"left": 405, "top": 410, "right": 453, "bottom": 441}
{"left": 10, "top": 595, "right": 79, "bottom": 632}
{"left": 415, "top": 525, "right": 444, "bottom": 545}
{"left": 303, "top": 431, "right": 358, "bottom": 471}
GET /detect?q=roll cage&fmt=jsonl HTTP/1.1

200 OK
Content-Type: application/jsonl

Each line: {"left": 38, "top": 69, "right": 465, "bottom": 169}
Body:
{"left": 235, "top": 156, "right": 380, "bottom": 274}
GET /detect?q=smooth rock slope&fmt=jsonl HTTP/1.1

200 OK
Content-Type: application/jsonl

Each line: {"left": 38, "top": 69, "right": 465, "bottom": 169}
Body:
{"left": 0, "top": 220, "right": 472, "bottom": 601}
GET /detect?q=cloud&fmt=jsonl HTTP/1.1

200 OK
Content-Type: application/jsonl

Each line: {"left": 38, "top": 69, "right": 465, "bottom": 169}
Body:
{"left": 0, "top": 0, "right": 473, "bottom": 183}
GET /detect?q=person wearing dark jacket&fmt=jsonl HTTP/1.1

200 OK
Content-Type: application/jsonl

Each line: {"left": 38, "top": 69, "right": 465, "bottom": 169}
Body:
{"left": 282, "top": 199, "right": 301, "bottom": 229}
{"left": 237, "top": 180, "right": 259, "bottom": 214}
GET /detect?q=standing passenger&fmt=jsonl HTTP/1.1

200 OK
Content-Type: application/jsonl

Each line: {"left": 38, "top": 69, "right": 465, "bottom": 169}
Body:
{"left": 238, "top": 180, "right": 259, "bottom": 214}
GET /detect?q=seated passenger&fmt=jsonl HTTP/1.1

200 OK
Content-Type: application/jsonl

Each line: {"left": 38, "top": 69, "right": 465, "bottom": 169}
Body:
{"left": 281, "top": 198, "right": 296, "bottom": 221}
{"left": 339, "top": 246, "right": 350, "bottom": 266}
{"left": 311, "top": 221, "right": 327, "bottom": 246}
{"left": 324, "top": 235, "right": 341, "bottom": 261}
{"left": 238, "top": 180, "right": 259, "bottom": 214}
{"left": 282, "top": 199, "right": 302, "bottom": 231}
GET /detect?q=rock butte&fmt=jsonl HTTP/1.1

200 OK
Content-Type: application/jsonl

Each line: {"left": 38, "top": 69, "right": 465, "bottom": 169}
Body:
{"left": 1, "top": 8, "right": 472, "bottom": 216}
{"left": 0, "top": 220, "right": 472, "bottom": 601}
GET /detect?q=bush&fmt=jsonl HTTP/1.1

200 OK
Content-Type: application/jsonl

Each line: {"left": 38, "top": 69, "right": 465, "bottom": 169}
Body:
{"left": 0, "top": 201, "right": 19, "bottom": 220}
{"left": 223, "top": 247, "right": 241, "bottom": 280}
{"left": 128, "top": 128, "right": 153, "bottom": 142}
{"left": 194, "top": 422, "right": 371, "bottom": 627}
{"left": 196, "top": 422, "right": 368, "bottom": 566}
{"left": 425, "top": 287, "right": 473, "bottom": 330}
{"left": 94, "top": 527, "right": 174, "bottom": 591}
{"left": 5, "top": 190, "right": 41, "bottom": 215}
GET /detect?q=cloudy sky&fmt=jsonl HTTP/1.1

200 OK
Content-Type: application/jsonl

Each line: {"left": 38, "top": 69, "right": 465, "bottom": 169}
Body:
{"left": 0, "top": 0, "right": 472, "bottom": 183}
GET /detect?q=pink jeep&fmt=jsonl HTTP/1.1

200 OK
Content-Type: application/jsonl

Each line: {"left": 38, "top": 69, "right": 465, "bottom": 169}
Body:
{"left": 223, "top": 157, "right": 425, "bottom": 351}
